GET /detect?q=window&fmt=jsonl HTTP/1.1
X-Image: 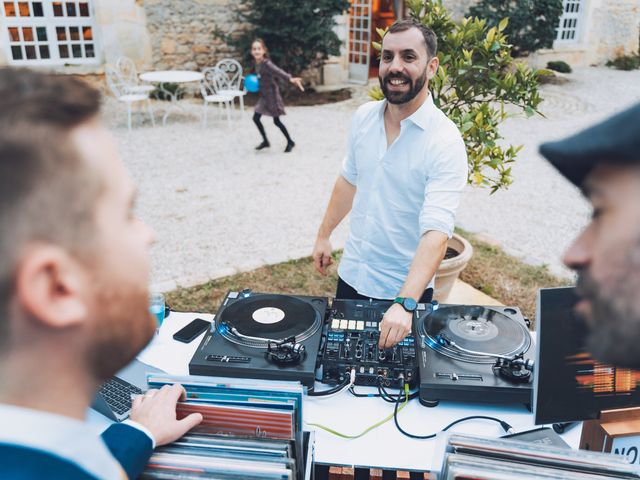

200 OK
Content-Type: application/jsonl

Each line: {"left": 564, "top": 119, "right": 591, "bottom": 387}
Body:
{"left": 2, "top": 1, "right": 98, "bottom": 65}
{"left": 555, "top": 0, "right": 584, "bottom": 44}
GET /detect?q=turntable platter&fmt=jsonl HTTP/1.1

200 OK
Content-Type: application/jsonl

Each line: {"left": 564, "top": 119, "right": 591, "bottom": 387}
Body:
{"left": 217, "top": 294, "right": 321, "bottom": 348}
{"left": 421, "top": 305, "right": 530, "bottom": 363}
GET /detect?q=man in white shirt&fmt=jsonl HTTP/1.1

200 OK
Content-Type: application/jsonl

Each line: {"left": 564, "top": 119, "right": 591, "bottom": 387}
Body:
{"left": 0, "top": 68, "right": 202, "bottom": 479}
{"left": 313, "top": 19, "right": 468, "bottom": 349}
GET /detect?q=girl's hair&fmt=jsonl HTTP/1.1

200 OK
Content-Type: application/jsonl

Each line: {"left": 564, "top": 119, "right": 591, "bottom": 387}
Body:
{"left": 251, "top": 38, "right": 269, "bottom": 58}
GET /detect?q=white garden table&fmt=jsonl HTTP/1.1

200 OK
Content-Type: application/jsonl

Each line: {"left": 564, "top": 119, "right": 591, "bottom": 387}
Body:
{"left": 139, "top": 70, "right": 204, "bottom": 125}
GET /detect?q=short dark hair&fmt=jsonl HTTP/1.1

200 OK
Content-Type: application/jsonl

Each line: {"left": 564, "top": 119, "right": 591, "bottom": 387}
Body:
{"left": 386, "top": 19, "right": 438, "bottom": 59}
{"left": 0, "top": 68, "right": 102, "bottom": 344}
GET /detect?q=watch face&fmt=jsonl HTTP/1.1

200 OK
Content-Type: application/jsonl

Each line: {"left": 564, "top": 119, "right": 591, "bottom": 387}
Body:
{"left": 403, "top": 298, "right": 417, "bottom": 311}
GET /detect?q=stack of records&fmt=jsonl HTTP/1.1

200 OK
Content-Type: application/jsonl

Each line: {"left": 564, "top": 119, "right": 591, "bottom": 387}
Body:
{"left": 433, "top": 433, "right": 640, "bottom": 479}
{"left": 141, "top": 375, "right": 311, "bottom": 480}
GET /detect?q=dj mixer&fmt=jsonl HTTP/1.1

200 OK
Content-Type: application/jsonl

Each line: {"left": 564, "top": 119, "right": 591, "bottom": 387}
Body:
{"left": 319, "top": 298, "right": 420, "bottom": 388}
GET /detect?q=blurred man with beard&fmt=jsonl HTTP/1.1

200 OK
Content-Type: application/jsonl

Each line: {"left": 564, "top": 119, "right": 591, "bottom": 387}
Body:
{"left": 312, "top": 19, "right": 467, "bottom": 349}
{"left": 0, "top": 68, "right": 202, "bottom": 479}
{"left": 540, "top": 103, "right": 640, "bottom": 368}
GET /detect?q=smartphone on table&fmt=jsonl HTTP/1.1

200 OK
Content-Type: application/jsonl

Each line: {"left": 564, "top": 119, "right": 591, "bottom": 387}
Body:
{"left": 172, "top": 318, "right": 210, "bottom": 343}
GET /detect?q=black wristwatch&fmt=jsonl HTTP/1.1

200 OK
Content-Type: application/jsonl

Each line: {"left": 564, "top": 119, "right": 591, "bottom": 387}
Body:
{"left": 393, "top": 296, "right": 418, "bottom": 313}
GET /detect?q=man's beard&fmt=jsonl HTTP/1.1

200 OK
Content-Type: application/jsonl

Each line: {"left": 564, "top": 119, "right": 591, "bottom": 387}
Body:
{"left": 86, "top": 273, "right": 156, "bottom": 381}
{"left": 379, "top": 67, "right": 428, "bottom": 105}
{"left": 576, "top": 242, "right": 640, "bottom": 368}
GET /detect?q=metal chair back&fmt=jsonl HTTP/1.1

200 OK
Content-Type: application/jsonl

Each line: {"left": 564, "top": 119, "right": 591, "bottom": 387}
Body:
{"left": 116, "top": 56, "right": 138, "bottom": 86}
{"left": 200, "top": 67, "right": 227, "bottom": 97}
{"left": 105, "top": 65, "right": 127, "bottom": 98}
{"left": 214, "top": 58, "right": 243, "bottom": 91}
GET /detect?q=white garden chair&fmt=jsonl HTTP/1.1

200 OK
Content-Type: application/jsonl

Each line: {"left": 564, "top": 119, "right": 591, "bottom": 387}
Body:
{"left": 105, "top": 66, "right": 155, "bottom": 132}
{"left": 215, "top": 58, "right": 246, "bottom": 115}
{"left": 200, "top": 67, "right": 233, "bottom": 128}
{"left": 115, "top": 56, "right": 155, "bottom": 95}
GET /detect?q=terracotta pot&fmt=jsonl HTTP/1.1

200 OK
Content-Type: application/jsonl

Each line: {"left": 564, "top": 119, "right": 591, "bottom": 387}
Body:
{"left": 433, "top": 233, "right": 473, "bottom": 302}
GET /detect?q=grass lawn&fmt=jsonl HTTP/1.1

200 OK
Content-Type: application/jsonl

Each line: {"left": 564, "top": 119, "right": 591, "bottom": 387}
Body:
{"left": 166, "top": 230, "right": 572, "bottom": 323}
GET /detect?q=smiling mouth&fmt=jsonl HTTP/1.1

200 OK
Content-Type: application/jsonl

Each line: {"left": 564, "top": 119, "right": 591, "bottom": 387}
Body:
{"left": 386, "top": 78, "right": 409, "bottom": 87}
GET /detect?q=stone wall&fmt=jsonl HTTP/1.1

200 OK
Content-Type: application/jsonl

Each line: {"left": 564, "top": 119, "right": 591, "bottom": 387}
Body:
{"left": 443, "top": 0, "right": 479, "bottom": 20}
{"left": 143, "top": 0, "right": 241, "bottom": 71}
{"left": 587, "top": 0, "right": 639, "bottom": 62}
{"left": 531, "top": 0, "right": 639, "bottom": 67}
{"left": 95, "top": 0, "right": 152, "bottom": 69}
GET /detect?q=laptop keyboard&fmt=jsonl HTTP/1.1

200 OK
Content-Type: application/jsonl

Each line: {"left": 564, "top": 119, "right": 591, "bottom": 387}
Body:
{"left": 97, "top": 376, "right": 143, "bottom": 415}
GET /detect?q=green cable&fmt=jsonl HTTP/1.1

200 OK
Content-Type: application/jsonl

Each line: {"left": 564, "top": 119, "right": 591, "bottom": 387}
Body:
{"left": 306, "top": 383, "right": 409, "bottom": 439}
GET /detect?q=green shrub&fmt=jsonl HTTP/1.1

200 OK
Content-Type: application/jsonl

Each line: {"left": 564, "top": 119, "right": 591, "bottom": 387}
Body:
{"left": 546, "top": 61, "right": 572, "bottom": 73}
{"left": 468, "top": 0, "right": 564, "bottom": 56}
{"left": 215, "top": 0, "right": 350, "bottom": 76}
{"left": 606, "top": 54, "right": 640, "bottom": 71}
{"left": 371, "top": 0, "right": 544, "bottom": 193}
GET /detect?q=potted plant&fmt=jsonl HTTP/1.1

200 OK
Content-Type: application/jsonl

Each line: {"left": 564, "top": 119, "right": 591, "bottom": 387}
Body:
{"left": 371, "top": 0, "right": 545, "bottom": 299}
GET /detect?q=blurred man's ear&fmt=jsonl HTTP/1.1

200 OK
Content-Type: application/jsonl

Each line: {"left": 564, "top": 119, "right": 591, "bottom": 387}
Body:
{"left": 15, "top": 245, "right": 88, "bottom": 330}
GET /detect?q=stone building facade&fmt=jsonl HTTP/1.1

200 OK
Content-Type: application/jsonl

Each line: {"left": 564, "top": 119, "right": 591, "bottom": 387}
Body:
{"left": 0, "top": 0, "right": 240, "bottom": 74}
{"left": 0, "top": 0, "right": 637, "bottom": 79}
{"left": 443, "top": 0, "right": 640, "bottom": 68}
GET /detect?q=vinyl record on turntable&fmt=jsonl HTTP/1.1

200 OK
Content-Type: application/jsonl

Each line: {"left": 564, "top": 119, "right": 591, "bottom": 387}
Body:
{"left": 217, "top": 294, "right": 321, "bottom": 348}
{"left": 420, "top": 305, "right": 531, "bottom": 363}
{"left": 416, "top": 304, "right": 535, "bottom": 408}
{"left": 189, "top": 291, "right": 328, "bottom": 387}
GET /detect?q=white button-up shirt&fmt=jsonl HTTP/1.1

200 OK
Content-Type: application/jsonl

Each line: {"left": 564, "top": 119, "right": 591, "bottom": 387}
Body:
{"left": 338, "top": 95, "right": 467, "bottom": 299}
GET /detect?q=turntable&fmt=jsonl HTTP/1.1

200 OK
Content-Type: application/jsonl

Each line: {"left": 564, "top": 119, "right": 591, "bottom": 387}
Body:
{"left": 416, "top": 304, "right": 535, "bottom": 409}
{"left": 188, "top": 290, "right": 328, "bottom": 387}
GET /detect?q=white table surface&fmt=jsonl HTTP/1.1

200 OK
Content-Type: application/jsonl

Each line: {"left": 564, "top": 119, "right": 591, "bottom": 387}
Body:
{"left": 139, "top": 70, "right": 203, "bottom": 84}
{"left": 90, "top": 311, "right": 582, "bottom": 472}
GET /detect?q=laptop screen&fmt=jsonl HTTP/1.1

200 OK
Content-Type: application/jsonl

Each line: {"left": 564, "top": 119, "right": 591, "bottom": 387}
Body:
{"left": 534, "top": 286, "right": 640, "bottom": 425}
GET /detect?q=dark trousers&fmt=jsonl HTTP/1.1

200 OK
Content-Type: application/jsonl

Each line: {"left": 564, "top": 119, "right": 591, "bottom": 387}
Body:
{"left": 336, "top": 276, "right": 433, "bottom": 304}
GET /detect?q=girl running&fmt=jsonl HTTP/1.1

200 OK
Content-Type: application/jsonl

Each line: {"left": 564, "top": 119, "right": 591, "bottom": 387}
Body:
{"left": 250, "top": 38, "right": 304, "bottom": 153}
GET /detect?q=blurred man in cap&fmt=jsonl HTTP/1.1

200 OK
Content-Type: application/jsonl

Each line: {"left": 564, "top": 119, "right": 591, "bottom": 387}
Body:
{"left": 540, "top": 102, "right": 640, "bottom": 368}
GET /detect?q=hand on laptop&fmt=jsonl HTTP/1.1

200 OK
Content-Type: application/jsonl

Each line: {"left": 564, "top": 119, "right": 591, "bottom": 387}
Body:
{"left": 130, "top": 383, "right": 203, "bottom": 446}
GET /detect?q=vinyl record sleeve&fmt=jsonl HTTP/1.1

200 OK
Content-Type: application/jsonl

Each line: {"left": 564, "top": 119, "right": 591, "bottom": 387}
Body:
{"left": 147, "top": 374, "right": 305, "bottom": 430}
{"left": 176, "top": 401, "right": 295, "bottom": 439}
{"left": 443, "top": 453, "right": 624, "bottom": 480}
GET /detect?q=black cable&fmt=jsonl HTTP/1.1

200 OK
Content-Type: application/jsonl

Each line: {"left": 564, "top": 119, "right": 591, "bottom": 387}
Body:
{"left": 378, "top": 377, "right": 420, "bottom": 401}
{"left": 348, "top": 377, "right": 419, "bottom": 402}
{"left": 392, "top": 382, "right": 513, "bottom": 439}
{"left": 377, "top": 379, "right": 398, "bottom": 403}
{"left": 308, "top": 377, "right": 351, "bottom": 397}
{"left": 346, "top": 376, "right": 394, "bottom": 400}
{"left": 348, "top": 385, "right": 395, "bottom": 400}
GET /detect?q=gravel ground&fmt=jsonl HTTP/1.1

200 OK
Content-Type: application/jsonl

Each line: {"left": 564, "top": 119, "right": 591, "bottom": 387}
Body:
{"left": 456, "top": 67, "right": 640, "bottom": 278}
{"left": 102, "top": 66, "right": 640, "bottom": 290}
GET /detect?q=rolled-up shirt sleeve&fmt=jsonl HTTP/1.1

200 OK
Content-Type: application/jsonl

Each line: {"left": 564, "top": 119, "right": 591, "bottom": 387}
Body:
{"left": 340, "top": 112, "right": 362, "bottom": 186}
{"left": 419, "top": 135, "right": 468, "bottom": 238}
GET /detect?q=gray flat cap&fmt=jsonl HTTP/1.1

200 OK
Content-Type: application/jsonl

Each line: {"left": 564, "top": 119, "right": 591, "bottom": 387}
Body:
{"left": 539, "top": 102, "right": 640, "bottom": 187}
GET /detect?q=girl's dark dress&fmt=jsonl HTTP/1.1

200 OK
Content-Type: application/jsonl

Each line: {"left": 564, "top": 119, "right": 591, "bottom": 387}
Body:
{"left": 255, "top": 59, "right": 291, "bottom": 117}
